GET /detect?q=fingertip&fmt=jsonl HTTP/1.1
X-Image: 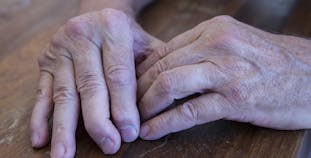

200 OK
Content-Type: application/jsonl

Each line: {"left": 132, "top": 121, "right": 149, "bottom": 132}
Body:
{"left": 85, "top": 119, "right": 121, "bottom": 155}
{"left": 100, "top": 137, "right": 120, "bottom": 154}
{"left": 31, "top": 123, "right": 50, "bottom": 148}
{"left": 51, "top": 143, "right": 76, "bottom": 158}
{"left": 31, "top": 132, "right": 41, "bottom": 148}
{"left": 119, "top": 125, "right": 138, "bottom": 142}
{"left": 139, "top": 124, "right": 150, "bottom": 140}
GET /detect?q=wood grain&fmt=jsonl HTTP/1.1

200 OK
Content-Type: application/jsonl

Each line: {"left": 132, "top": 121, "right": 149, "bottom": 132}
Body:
{"left": 0, "top": 0, "right": 310, "bottom": 157}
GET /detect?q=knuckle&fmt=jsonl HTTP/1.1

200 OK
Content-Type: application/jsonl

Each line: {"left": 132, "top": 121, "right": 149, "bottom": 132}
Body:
{"left": 106, "top": 64, "right": 133, "bottom": 87}
{"left": 211, "top": 15, "right": 235, "bottom": 24}
{"left": 179, "top": 101, "right": 198, "bottom": 124}
{"left": 156, "top": 72, "right": 175, "bottom": 94}
{"left": 64, "top": 16, "right": 92, "bottom": 38}
{"left": 38, "top": 50, "right": 56, "bottom": 70}
{"left": 36, "top": 87, "right": 51, "bottom": 101}
{"left": 150, "top": 60, "right": 168, "bottom": 79}
{"left": 202, "top": 28, "right": 237, "bottom": 51}
{"left": 54, "top": 123, "right": 66, "bottom": 134}
{"left": 50, "top": 31, "right": 65, "bottom": 49}
{"left": 154, "top": 45, "right": 171, "bottom": 59}
{"left": 77, "top": 72, "right": 106, "bottom": 95}
{"left": 53, "top": 86, "right": 77, "bottom": 103}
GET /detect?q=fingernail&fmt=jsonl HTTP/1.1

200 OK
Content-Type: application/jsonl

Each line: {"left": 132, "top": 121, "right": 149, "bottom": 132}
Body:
{"left": 51, "top": 143, "right": 65, "bottom": 158}
{"left": 139, "top": 125, "right": 150, "bottom": 139}
{"left": 100, "top": 137, "right": 115, "bottom": 154}
{"left": 120, "top": 125, "right": 138, "bottom": 142}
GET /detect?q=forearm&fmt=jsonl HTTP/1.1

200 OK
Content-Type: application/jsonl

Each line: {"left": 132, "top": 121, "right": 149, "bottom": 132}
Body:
{"left": 79, "top": 0, "right": 153, "bottom": 17}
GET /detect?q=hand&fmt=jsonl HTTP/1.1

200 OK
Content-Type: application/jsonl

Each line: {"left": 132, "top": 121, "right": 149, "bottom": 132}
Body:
{"left": 30, "top": 8, "right": 162, "bottom": 157}
{"left": 137, "top": 15, "right": 311, "bottom": 140}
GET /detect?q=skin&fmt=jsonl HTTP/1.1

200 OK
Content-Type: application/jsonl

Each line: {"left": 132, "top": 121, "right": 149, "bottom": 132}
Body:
{"left": 30, "top": 0, "right": 311, "bottom": 157}
{"left": 30, "top": 0, "right": 162, "bottom": 157}
{"left": 137, "top": 15, "right": 311, "bottom": 140}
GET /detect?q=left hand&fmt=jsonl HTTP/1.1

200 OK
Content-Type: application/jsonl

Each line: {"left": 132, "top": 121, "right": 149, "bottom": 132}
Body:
{"left": 137, "top": 15, "right": 311, "bottom": 140}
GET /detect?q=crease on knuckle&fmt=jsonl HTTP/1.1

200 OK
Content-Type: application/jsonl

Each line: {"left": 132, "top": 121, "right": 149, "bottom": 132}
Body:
{"left": 77, "top": 72, "right": 106, "bottom": 95}
{"left": 179, "top": 101, "right": 198, "bottom": 125}
{"left": 54, "top": 123, "right": 66, "bottom": 134}
{"left": 37, "top": 87, "right": 51, "bottom": 101}
{"left": 150, "top": 60, "right": 168, "bottom": 80}
{"left": 106, "top": 64, "right": 133, "bottom": 87}
{"left": 53, "top": 86, "right": 76, "bottom": 103}
{"left": 153, "top": 45, "right": 171, "bottom": 60}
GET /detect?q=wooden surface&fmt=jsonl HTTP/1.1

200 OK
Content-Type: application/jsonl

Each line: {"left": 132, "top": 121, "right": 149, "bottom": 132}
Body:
{"left": 0, "top": 0, "right": 310, "bottom": 157}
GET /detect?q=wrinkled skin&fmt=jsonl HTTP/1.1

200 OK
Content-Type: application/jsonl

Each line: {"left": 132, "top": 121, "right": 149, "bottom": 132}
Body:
{"left": 30, "top": 8, "right": 162, "bottom": 157}
{"left": 137, "top": 16, "right": 311, "bottom": 140}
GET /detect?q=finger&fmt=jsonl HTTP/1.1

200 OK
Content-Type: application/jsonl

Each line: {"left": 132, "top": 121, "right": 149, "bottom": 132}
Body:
{"left": 50, "top": 55, "right": 79, "bottom": 158}
{"left": 30, "top": 71, "right": 53, "bottom": 148}
{"left": 64, "top": 20, "right": 121, "bottom": 154}
{"left": 136, "top": 23, "right": 204, "bottom": 77}
{"left": 139, "top": 62, "right": 226, "bottom": 120}
{"left": 137, "top": 42, "right": 203, "bottom": 99}
{"left": 101, "top": 11, "right": 139, "bottom": 143}
{"left": 140, "top": 93, "right": 231, "bottom": 140}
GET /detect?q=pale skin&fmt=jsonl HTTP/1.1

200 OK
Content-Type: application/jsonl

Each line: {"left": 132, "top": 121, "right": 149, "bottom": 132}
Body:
{"left": 30, "top": 0, "right": 311, "bottom": 157}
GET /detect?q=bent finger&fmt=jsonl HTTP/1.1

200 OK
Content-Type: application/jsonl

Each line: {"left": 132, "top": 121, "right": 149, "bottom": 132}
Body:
{"left": 139, "top": 62, "right": 226, "bottom": 120}
{"left": 136, "top": 23, "right": 204, "bottom": 77}
{"left": 137, "top": 42, "right": 205, "bottom": 99}
{"left": 140, "top": 93, "right": 231, "bottom": 140}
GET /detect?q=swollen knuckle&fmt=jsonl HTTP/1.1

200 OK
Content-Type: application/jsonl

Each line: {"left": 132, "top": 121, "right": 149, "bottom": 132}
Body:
{"left": 64, "top": 16, "right": 92, "bottom": 38}
{"left": 179, "top": 102, "right": 198, "bottom": 124}
{"left": 53, "top": 86, "right": 76, "bottom": 103}
{"left": 106, "top": 64, "right": 133, "bottom": 87}
{"left": 38, "top": 50, "right": 56, "bottom": 68}
{"left": 50, "top": 31, "right": 65, "bottom": 49}
{"left": 211, "top": 15, "right": 235, "bottom": 24}
{"left": 156, "top": 72, "right": 175, "bottom": 94}
{"left": 209, "top": 30, "right": 237, "bottom": 50}
{"left": 77, "top": 73, "right": 105, "bottom": 94}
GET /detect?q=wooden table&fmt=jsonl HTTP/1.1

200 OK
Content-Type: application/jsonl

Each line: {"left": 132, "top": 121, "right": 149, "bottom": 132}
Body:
{"left": 1, "top": 0, "right": 310, "bottom": 157}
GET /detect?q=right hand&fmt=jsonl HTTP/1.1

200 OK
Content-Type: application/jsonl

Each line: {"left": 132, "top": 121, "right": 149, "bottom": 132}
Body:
{"left": 30, "top": 8, "right": 162, "bottom": 157}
